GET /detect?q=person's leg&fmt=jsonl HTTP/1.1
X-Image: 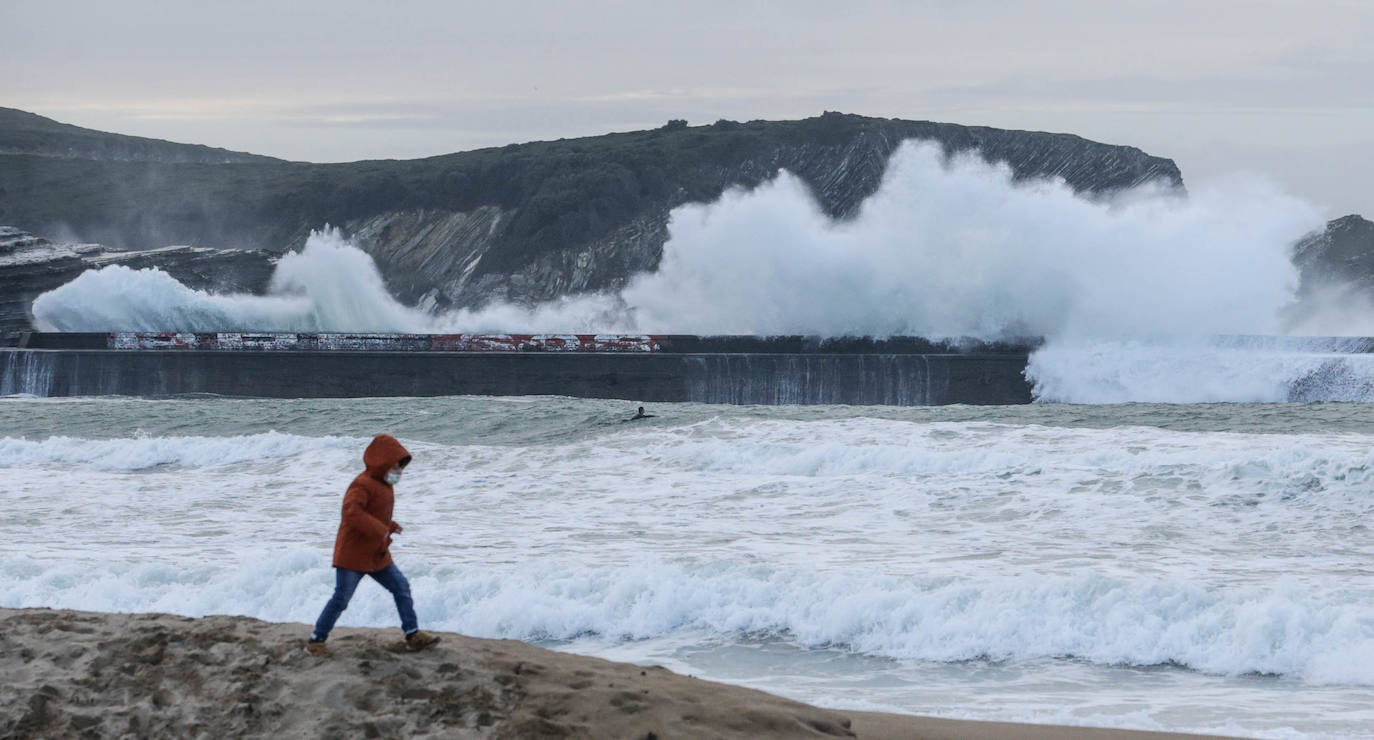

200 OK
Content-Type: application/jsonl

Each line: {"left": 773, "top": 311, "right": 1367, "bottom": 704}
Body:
{"left": 369, "top": 564, "right": 419, "bottom": 635}
{"left": 311, "top": 568, "right": 366, "bottom": 641}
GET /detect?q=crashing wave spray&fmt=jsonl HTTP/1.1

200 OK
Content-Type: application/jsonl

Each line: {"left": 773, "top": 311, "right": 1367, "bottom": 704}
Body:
{"left": 32, "top": 230, "right": 435, "bottom": 333}
{"left": 33, "top": 139, "right": 1371, "bottom": 402}
{"left": 32, "top": 141, "right": 1319, "bottom": 338}
{"left": 450, "top": 142, "right": 1317, "bottom": 338}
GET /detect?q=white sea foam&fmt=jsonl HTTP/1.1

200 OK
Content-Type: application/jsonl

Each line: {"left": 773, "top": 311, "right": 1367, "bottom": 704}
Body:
{"left": 4, "top": 418, "right": 1372, "bottom": 686}
{"left": 5, "top": 400, "right": 1374, "bottom": 736}
{"left": 631, "top": 416, "right": 1374, "bottom": 493}
{"left": 3, "top": 551, "right": 1371, "bottom": 685}
{"left": 1027, "top": 339, "right": 1374, "bottom": 403}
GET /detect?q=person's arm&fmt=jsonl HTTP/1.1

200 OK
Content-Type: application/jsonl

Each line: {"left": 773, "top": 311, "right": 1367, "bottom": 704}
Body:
{"left": 341, "top": 484, "right": 389, "bottom": 540}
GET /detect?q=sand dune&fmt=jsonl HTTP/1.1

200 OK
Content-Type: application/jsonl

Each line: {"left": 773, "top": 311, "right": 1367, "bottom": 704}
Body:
{"left": 0, "top": 607, "right": 1246, "bottom": 739}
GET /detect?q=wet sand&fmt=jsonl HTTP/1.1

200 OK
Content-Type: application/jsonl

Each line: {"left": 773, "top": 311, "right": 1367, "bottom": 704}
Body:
{"left": 0, "top": 607, "right": 1246, "bottom": 739}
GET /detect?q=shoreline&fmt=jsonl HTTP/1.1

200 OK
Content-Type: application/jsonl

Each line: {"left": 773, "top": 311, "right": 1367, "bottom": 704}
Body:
{"left": 1, "top": 607, "right": 1247, "bottom": 739}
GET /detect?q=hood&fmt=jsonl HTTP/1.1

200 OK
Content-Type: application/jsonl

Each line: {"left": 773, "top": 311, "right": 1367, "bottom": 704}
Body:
{"left": 363, "top": 434, "right": 412, "bottom": 482}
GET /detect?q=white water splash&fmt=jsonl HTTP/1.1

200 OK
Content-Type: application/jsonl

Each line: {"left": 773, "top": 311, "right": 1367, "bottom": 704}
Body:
{"left": 31, "top": 139, "right": 1367, "bottom": 402}
{"left": 1026, "top": 339, "right": 1374, "bottom": 403}
{"left": 32, "top": 231, "right": 433, "bottom": 332}
{"left": 31, "top": 141, "right": 1321, "bottom": 339}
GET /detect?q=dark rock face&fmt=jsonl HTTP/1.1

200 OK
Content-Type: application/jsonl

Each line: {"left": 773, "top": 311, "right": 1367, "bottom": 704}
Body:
{"left": 1284, "top": 214, "right": 1374, "bottom": 331}
{"left": 0, "top": 226, "right": 276, "bottom": 333}
{"left": 0, "top": 110, "right": 1183, "bottom": 323}
{"left": 0, "top": 227, "right": 98, "bottom": 334}
{"left": 1292, "top": 214, "right": 1374, "bottom": 295}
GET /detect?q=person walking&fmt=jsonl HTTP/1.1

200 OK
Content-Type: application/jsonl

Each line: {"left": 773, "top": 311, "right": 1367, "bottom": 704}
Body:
{"left": 306, "top": 434, "right": 440, "bottom": 656}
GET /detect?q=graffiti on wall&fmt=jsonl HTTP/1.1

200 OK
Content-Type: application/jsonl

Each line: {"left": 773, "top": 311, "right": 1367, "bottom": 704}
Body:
{"left": 108, "top": 333, "right": 663, "bottom": 353}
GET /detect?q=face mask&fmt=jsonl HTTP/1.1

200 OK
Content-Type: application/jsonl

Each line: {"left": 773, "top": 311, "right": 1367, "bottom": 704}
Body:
{"left": 385, "top": 469, "right": 403, "bottom": 485}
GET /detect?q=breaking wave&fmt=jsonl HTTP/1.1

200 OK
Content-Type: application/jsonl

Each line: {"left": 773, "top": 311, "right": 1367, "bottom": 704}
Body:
{"left": 3, "top": 552, "right": 1370, "bottom": 685}
{"left": 0, "top": 431, "right": 362, "bottom": 471}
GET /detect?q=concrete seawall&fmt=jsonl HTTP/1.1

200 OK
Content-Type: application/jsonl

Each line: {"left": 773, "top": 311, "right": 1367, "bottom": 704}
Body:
{"left": 0, "top": 333, "right": 1036, "bottom": 405}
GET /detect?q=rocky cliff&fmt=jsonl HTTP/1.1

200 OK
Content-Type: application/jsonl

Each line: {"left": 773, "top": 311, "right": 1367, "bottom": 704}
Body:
{"left": 1292, "top": 214, "right": 1374, "bottom": 295}
{"left": 0, "top": 111, "right": 1183, "bottom": 325}
{"left": 1281, "top": 214, "right": 1374, "bottom": 332}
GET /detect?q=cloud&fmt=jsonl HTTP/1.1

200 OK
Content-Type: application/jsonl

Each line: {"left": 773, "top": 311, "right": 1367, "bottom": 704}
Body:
{"left": 4, "top": 0, "right": 1373, "bottom": 215}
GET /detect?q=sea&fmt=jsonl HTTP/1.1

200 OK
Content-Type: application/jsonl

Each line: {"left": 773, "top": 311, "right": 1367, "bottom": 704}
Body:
{"left": 3, "top": 395, "right": 1372, "bottom": 739}
{"left": 8, "top": 138, "right": 1374, "bottom": 737}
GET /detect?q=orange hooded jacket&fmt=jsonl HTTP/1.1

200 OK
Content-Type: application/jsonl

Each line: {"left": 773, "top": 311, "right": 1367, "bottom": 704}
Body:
{"left": 332, "top": 434, "right": 411, "bottom": 572}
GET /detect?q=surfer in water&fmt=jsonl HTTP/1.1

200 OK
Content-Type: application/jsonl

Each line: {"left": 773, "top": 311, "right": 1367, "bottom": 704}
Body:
{"left": 306, "top": 434, "right": 440, "bottom": 656}
{"left": 627, "top": 406, "right": 656, "bottom": 421}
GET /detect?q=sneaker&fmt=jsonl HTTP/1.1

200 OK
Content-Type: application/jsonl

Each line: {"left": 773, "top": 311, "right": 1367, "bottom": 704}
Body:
{"left": 405, "top": 630, "right": 440, "bottom": 651}
{"left": 305, "top": 639, "right": 330, "bottom": 658}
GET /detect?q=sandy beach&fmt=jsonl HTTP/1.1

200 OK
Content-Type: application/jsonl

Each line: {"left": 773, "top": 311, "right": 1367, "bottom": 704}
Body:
{"left": 0, "top": 607, "right": 1247, "bottom": 739}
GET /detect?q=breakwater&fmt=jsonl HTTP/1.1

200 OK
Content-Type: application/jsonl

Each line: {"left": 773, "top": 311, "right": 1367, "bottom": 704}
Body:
{"left": 0, "top": 332, "right": 1036, "bottom": 405}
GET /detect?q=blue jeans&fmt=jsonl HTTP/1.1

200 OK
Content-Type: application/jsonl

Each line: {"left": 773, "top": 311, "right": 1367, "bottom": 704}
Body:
{"left": 311, "top": 564, "right": 418, "bottom": 641}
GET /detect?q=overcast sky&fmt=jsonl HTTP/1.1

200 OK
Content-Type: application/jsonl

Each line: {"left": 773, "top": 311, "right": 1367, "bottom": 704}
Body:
{"left": 5, "top": 0, "right": 1372, "bottom": 219}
